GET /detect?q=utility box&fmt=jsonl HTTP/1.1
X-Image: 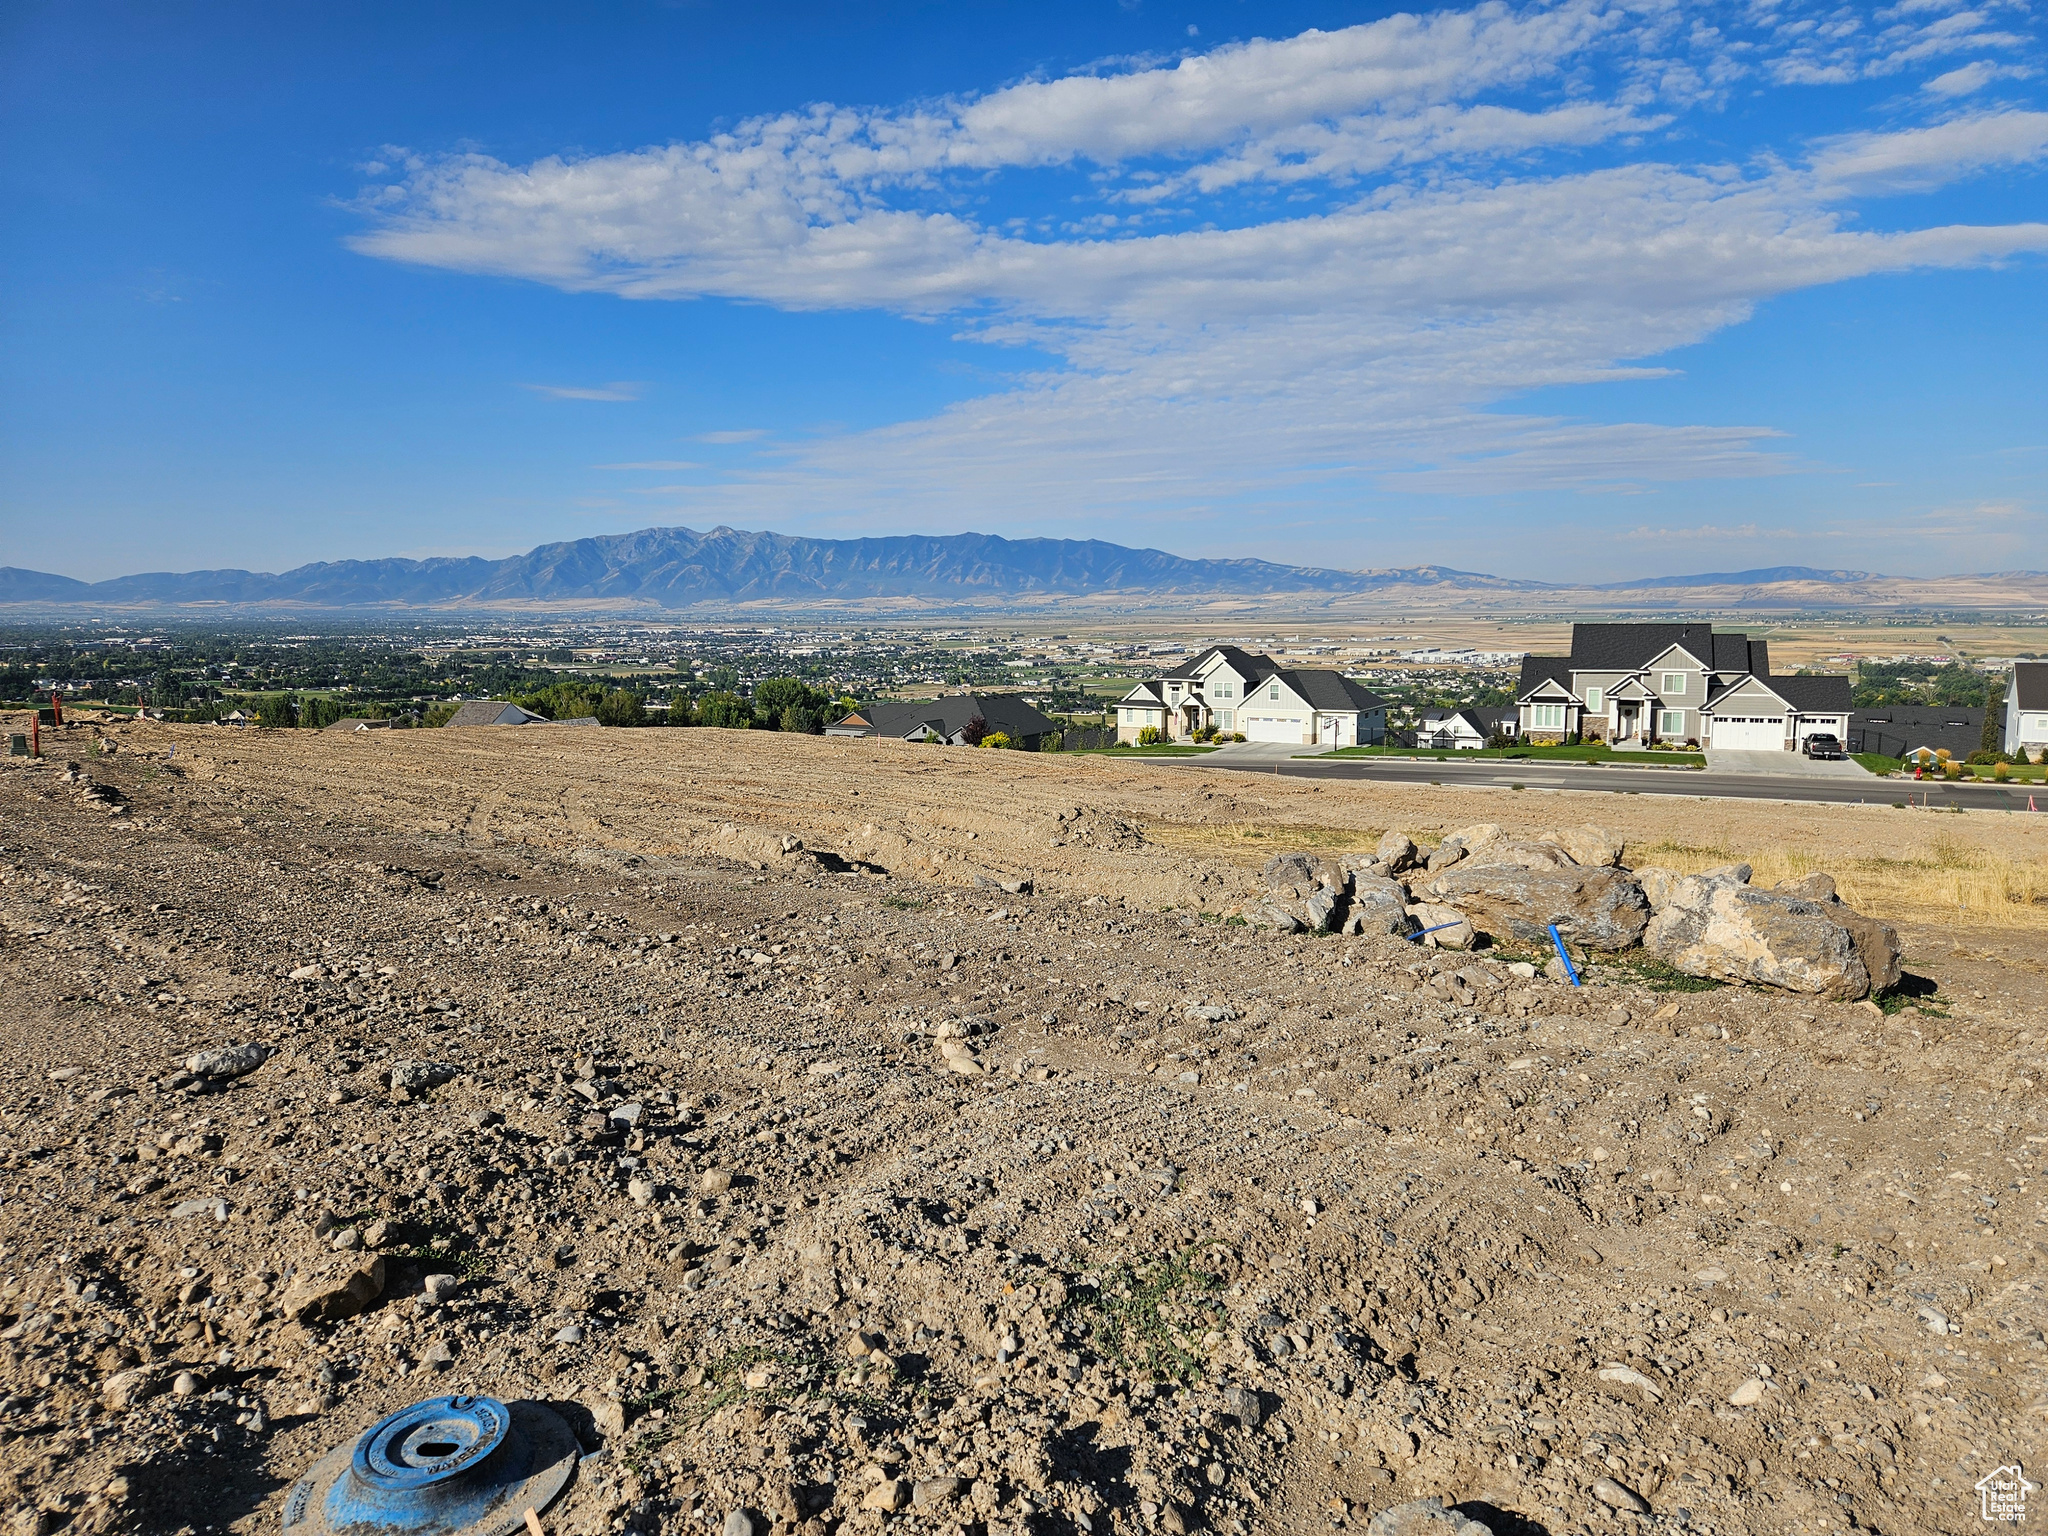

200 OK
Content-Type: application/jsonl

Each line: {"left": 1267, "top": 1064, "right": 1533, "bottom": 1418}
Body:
{"left": 6, "top": 734, "right": 25, "bottom": 757}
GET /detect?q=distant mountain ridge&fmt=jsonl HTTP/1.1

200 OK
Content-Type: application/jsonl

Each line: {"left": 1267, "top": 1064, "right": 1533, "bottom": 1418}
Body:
{"left": 0, "top": 528, "right": 2034, "bottom": 609}
{"left": 0, "top": 526, "right": 1548, "bottom": 607}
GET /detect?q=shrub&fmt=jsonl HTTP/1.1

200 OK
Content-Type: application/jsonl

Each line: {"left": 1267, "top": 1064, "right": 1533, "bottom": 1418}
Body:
{"left": 1138, "top": 725, "right": 1164, "bottom": 746}
{"left": 980, "top": 731, "right": 1013, "bottom": 750}
{"left": 1231, "top": 732, "right": 1246, "bottom": 742}
{"left": 1042, "top": 731, "right": 1063, "bottom": 752}
{"left": 1994, "top": 762, "right": 2012, "bottom": 781}
{"left": 422, "top": 702, "right": 460, "bottom": 728}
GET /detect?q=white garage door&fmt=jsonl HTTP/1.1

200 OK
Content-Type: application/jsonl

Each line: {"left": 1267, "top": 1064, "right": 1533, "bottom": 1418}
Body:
{"left": 1711, "top": 716, "right": 1785, "bottom": 750}
{"left": 1243, "top": 713, "right": 1306, "bottom": 743}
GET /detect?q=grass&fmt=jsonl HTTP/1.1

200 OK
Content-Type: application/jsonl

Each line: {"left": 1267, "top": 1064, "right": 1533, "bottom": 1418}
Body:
{"left": 1060, "top": 1248, "right": 1224, "bottom": 1382}
{"left": 881, "top": 896, "right": 926, "bottom": 911}
{"left": 1599, "top": 951, "right": 1729, "bottom": 993}
{"left": 1855, "top": 753, "right": 1904, "bottom": 776}
{"left": 622, "top": 1339, "right": 894, "bottom": 1473}
{"left": 1318, "top": 744, "right": 1705, "bottom": 767}
{"left": 1635, "top": 836, "right": 2048, "bottom": 930}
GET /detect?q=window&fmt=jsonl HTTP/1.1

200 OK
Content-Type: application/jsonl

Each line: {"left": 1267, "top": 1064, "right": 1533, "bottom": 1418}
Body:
{"left": 1268, "top": 685, "right": 1280, "bottom": 701}
{"left": 1658, "top": 709, "right": 1684, "bottom": 735}
{"left": 1530, "top": 703, "right": 1565, "bottom": 730}
{"left": 1661, "top": 672, "right": 1686, "bottom": 695}
{"left": 1219, "top": 711, "right": 1233, "bottom": 730}
{"left": 1584, "top": 687, "right": 1603, "bottom": 713}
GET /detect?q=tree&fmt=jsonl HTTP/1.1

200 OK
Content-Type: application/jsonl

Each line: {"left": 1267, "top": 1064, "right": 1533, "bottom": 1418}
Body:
{"left": 961, "top": 713, "right": 989, "bottom": 746}
{"left": 256, "top": 693, "right": 298, "bottom": 729}
{"left": 697, "top": 691, "right": 752, "bottom": 729}
{"left": 754, "top": 677, "right": 831, "bottom": 732}
{"left": 1981, "top": 695, "right": 2001, "bottom": 756}
{"left": 422, "top": 702, "right": 461, "bottom": 728}
{"left": 596, "top": 689, "right": 647, "bottom": 727}
{"left": 151, "top": 670, "right": 185, "bottom": 708}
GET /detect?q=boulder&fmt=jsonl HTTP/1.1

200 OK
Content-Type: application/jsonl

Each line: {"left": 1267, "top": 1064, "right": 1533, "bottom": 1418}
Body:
{"left": 1461, "top": 838, "right": 1577, "bottom": 872}
{"left": 1645, "top": 874, "right": 1871, "bottom": 999}
{"left": 1634, "top": 866, "right": 1682, "bottom": 912}
{"left": 1242, "top": 900, "right": 1306, "bottom": 934}
{"left": 389, "top": 1060, "right": 459, "bottom": 1094}
{"left": 1261, "top": 852, "right": 1343, "bottom": 900}
{"left": 1374, "top": 831, "right": 1419, "bottom": 873}
{"left": 281, "top": 1251, "right": 386, "bottom": 1325}
{"left": 1420, "top": 864, "right": 1650, "bottom": 952}
{"left": 1364, "top": 1499, "right": 1495, "bottom": 1536}
{"left": 1405, "top": 903, "right": 1475, "bottom": 950}
{"left": 1342, "top": 875, "right": 1416, "bottom": 937}
{"left": 1303, "top": 890, "right": 1340, "bottom": 934}
{"left": 1774, "top": 874, "right": 1901, "bottom": 992}
{"left": 186, "top": 1042, "right": 271, "bottom": 1080}
{"left": 1543, "top": 824, "right": 1625, "bottom": 868}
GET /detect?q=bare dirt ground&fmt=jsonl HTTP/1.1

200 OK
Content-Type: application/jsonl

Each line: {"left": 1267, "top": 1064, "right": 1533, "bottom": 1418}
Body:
{"left": 1, "top": 719, "right": 2043, "bottom": 1536}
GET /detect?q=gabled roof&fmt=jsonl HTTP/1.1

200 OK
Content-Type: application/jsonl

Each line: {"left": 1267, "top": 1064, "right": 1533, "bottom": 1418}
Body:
{"left": 1516, "top": 656, "right": 1573, "bottom": 700}
{"left": 840, "top": 693, "right": 1060, "bottom": 741}
{"left": 1568, "top": 623, "right": 1716, "bottom": 671}
{"left": 1703, "top": 676, "right": 1788, "bottom": 711}
{"left": 1605, "top": 676, "right": 1656, "bottom": 699}
{"left": 2015, "top": 661, "right": 2048, "bottom": 710}
{"left": 1116, "top": 682, "right": 1166, "bottom": 706}
{"left": 1419, "top": 708, "right": 1488, "bottom": 734}
{"left": 1769, "top": 674, "right": 1851, "bottom": 712}
{"left": 1162, "top": 645, "right": 1274, "bottom": 683}
{"left": 1643, "top": 638, "right": 1713, "bottom": 673}
{"left": 446, "top": 701, "right": 546, "bottom": 727}
{"left": 1277, "top": 669, "right": 1385, "bottom": 713}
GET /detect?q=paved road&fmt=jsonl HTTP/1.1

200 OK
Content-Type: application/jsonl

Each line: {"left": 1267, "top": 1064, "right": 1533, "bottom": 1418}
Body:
{"left": 1157, "top": 746, "right": 2046, "bottom": 811}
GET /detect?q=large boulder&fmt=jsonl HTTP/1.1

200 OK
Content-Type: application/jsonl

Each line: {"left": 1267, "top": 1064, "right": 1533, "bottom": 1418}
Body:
{"left": 1405, "top": 903, "right": 1475, "bottom": 950}
{"left": 1343, "top": 875, "right": 1416, "bottom": 936}
{"left": 1644, "top": 873, "right": 1871, "bottom": 999}
{"left": 1462, "top": 838, "right": 1577, "bottom": 872}
{"left": 1774, "top": 874, "right": 1902, "bottom": 992}
{"left": 1542, "top": 824, "right": 1625, "bottom": 868}
{"left": 1374, "top": 831, "right": 1419, "bottom": 873}
{"left": 281, "top": 1251, "right": 386, "bottom": 1325}
{"left": 1420, "top": 863, "right": 1650, "bottom": 952}
{"left": 1262, "top": 852, "right": 1343, "bottom": 900}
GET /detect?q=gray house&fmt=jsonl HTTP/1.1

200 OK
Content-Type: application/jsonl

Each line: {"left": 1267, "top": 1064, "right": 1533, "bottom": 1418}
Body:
{"left": 828, "top": 693, "right": 1061, "bottom": 750}
{"left": 1516, "top": 623, "right": 1850, "bottom": 751}
{"left": 444, "top": 701, "right": 548, "bottom": 727}
{"left": 2005, "top": 663, "right": 2048, "bottom": 758}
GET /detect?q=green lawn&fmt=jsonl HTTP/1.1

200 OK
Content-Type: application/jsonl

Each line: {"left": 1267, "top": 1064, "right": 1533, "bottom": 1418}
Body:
{"left": 1857, "top": 751, "right": 2048, "bottom": 784}
{"left": 1315, "top": 744, "right": 1705, "bottom": 767}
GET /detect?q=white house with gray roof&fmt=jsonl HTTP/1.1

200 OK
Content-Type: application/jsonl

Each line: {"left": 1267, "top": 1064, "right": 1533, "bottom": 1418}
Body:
{"left": 2006, "top": 662, "right": 2048, "bottom": 758}
{"left": 1516, "top": 623, "right": 1849, "bottom": 752}
{"left": 1111, "top": 646, "right": 1386, "bottom": 746}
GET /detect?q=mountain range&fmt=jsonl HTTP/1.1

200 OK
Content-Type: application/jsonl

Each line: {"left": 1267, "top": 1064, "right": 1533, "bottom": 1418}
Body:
{"left": 0, "top": 525, "right": 2032, "bottom": 609}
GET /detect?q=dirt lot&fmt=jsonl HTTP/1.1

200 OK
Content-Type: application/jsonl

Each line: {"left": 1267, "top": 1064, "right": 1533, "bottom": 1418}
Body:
{"left": 0, "top": 719, "right": 2043, "bottom": 1536}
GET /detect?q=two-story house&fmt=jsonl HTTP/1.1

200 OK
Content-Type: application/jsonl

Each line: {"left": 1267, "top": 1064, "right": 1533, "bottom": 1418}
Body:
{"left": 1112, "top": 646, "right": 1386, "bottom": 747}
{"left": 1516, "top": 623, "right": 1850, "bottom": 751}
{"left": 2005, "top": 662, "right": 2048, "bottom": 759}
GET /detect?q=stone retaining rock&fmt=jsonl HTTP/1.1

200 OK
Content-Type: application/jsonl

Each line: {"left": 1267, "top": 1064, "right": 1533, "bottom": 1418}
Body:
{"left": 1419, "top": 863, "right": 1649, "bottom": 952}
{"left": 1645, "top": 871, "right": 1871, "bottom": 999}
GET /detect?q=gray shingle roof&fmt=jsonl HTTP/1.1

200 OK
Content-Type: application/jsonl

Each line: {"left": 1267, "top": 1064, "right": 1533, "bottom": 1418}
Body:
{"left": 2016, "top": 662, "right": 2048, "bottom": 710}
{"left": 1516, "top": 655, "right": 1573, "bottom": 698}
{"left": 841, "top": 693, "right": 1060, "bottom": 741}
{"left": 1568, "top": 623, "right": 1715, "bottom": 670}
{"left": 1161, "top": 645, "right": 1273, "bottom": 682}
{"left": 1275, "top": 669, "right": 1385, "bottom": 712}
{"left": 445, "top": 701, "right": 545, "bottom": 727}
{"left": 1768, "top": 674, "right": 1850, "bottom": 712}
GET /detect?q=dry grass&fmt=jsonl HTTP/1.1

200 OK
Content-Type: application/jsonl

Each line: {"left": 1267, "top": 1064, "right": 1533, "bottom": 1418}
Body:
{"left": 1150, "top": 820, "right": 2048, "bottom": 931}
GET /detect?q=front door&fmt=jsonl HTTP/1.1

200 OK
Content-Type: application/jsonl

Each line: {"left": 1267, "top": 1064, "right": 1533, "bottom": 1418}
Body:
{"left": 1616, "top": 703, "right": 1638, "bottom": 740}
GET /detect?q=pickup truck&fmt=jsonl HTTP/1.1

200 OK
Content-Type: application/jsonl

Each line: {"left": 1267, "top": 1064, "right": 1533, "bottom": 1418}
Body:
{"left": 1802, "top": 732, "right": 1846, "bottom": 760}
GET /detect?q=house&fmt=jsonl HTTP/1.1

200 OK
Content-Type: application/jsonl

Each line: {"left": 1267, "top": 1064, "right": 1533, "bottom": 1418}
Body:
{"left": 1410, "top": 709, "right": 1493, "bottom": 750}
{"left": 444, "top": 701, "right": 549, "bottom": 728}
{"left": 2004, "top": 662, "right": 2048, "bottom": 758}
{"left": 1515, "top": 624, "right": 1850, "bottom": 751}
{"left": 1848, "top": 707, "right": 1984, "bottom": 763}
{"left": 1109, "top": 646, "right": 1386, "bottom": 746}
{"left": 827, "top": 692, "right": 1061, "bottom": 750}
{"left": 323, "top": 716, "right": 397, "bottom": 733}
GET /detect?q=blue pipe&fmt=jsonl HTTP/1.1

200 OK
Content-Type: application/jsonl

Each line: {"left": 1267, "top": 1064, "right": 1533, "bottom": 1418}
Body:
{"left": 1548, "top": 923, "right": 1581, "bottom": 986}
{"left": 1403, "top": 921, "right": 1466, "bottom": 943}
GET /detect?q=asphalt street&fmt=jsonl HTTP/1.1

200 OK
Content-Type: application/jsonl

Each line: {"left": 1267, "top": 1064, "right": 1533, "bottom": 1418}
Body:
{"left": 1155, "top": 748, "right": 2047, "bottom": 812}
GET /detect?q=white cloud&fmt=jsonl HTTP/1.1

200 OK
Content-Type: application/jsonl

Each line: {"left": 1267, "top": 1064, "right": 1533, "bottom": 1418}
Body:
{"left": 521, "top": 382, "right": 645, "bottom": 401}
{"left": 1925, "top": 60, "right": 2039, "bottom": 95}
{"left": 355, "top": 4, "right": 2047, "bottom": 516}
{"left": 594, "top": 459, "right": 700, "bottom": 469}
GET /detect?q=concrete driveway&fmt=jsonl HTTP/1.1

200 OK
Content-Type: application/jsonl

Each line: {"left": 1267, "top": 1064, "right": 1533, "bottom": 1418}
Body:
{"left": 1703, "top": 748, "right": 1871, "bottom": 779}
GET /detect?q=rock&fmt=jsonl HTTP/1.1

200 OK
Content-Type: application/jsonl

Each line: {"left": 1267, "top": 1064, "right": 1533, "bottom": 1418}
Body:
{"left": 1342, "top": 875, "right": 1415, "bottom": 937}
{"left": 1363, "top": 1497, "right": 1494, "bottom": 1536}
{"left": 912, "top": 1477, "right": 967, "bottom": 1507}
{"left": 1645, "top": 875, "right": 1872, "bottom": 999}
{"left": 1591, "top": 1477, "right": 1649, "bottom": 1513}
{"left": 1775, "top": 872, "right": 1836, "bottom": 901}
{"left": 700, "top": 1169, "right": 734, "bottom": 1195}
{"left": 1262, "top": 851, "right": 1343, "bottom": 900}
{"left": 1184, "top": 1003, "right": 1231, "bottom": 1022}
{"left": 1218, "top": 1384, "right": 1265, "bottom": 1427}
{"left": 1773, "top": 878, "right": 1902, "bottom": 993}
{"left": 186, "top": 1042, "right": 270, "bottom": 1080}
{"left": 1728, "top": 1378, "right": 1771, "bottom": 1406}
{"left": 280, "top": 1252, "right": 385, "bottom": 1325}
{"left": 1595, "top": 1365, "right": 1662, "bottom": 1402}
{"left": 1546, "top": 824, "right": 1625, "bottom": 868}
{"left": 609, "top": 1102, "right": 643, "bottom": 1128}
{"left": 862, "top": 1481, "right": 909, "bottom": 1513}
{"left": 169, "top": 1197, "right": 229, "bottom": 1221}
{"left": 331, "top": 1226, "right": 362, "bottom": 1252}
{"left": 171, "top": 1371, "right": 201, "bottom": 1398}
{"left": 362, "top": 1219, "right": 390, "bottom": 1249}
{"left": 1406, "top": 903, "right": 1475, "bottom": 950}
{"left": 1461, "top": 838, "right": 1578, "bottom": 872}
{"left": 628, "top": 1177, "right": 657, "bottom": 1206}
{"left": 1303, "top": 889, "right": 1339, "bottom": 933}
{"left": 1242, "top": 900, "right": 1306, "bottom": 934}
{"left": 1421, "top": 863, "right": 1649, "bottom": 952}
{"left": 101, "top": 1368, "right": 160, "bottom": 1410}
{"left": 552, "top": 1325, "right": 585, "bottom": 1344}
{"left": 421, "top": 1340, "right": 454, "bottom": 1371}
{"left": 389, "top": 1060, "right": 457, "bottom": 1094}
{"left": 584, "top": 1392, "right": 628, "bottom": 1438}
{"left": 1374, "top": 830, "right": 1418, "bottom": 872}
{"left": 422, "top": 1273, "right": 460, "bottom": 1303}
{"left": 1634, "top": 867, "right": 1682, "bottom": 912}
{"left": 722, "top": 1509, "right": 760, "bottom": 1536}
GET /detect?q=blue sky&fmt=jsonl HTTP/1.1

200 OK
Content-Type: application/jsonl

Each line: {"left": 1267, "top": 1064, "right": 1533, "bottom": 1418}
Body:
{"left": 3, "top": 1, "right": 2044, "bottom": 584}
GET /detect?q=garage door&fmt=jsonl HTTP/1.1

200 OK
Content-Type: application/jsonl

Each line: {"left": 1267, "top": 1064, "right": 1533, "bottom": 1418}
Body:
{"left": 1711, "top": 716, "right": 1785, "bottom": 750}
